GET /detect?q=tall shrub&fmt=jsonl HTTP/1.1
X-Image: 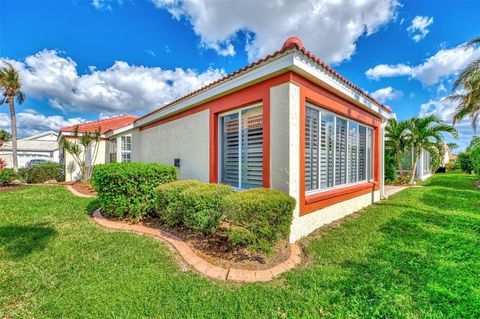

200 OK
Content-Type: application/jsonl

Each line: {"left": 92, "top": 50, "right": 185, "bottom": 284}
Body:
{"left": 93, "top": 162, "right": 177, "bottom": 220}
{"left": 384, "top": 148, "right": 397, "bottom": 183}
{"left": 0, "top": 168, "right": 17, "bottom": 186}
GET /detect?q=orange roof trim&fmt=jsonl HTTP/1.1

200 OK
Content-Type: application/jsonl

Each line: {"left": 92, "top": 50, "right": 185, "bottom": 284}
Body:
{"left": 137, "top": 36, "right": 392, "bottom": 123}
{"left": 61, "top": 115, "right": 139, "bottom": 134}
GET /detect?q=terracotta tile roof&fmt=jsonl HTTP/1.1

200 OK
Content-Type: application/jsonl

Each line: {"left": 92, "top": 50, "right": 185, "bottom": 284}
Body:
{"left": 137, "top": 37, "right": 392, "bottom": 123}
{"left": 60, "top": 115, "right": 139, "bottom": 134}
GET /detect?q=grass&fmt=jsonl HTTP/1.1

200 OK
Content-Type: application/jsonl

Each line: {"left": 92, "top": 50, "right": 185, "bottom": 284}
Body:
{"left": 0, "top": 172, "right": 479, "bottom": 318}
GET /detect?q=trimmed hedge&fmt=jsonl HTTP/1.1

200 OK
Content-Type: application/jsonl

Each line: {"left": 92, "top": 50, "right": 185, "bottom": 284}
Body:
{"left": 156, "top": 181, "right": 234, "bottom": 234}
{"left": 178, "top": 183, "right": 233, "bottom": 234}
{"left": 93, "top": 162, "right": 177, "bottom": 220}
{"left": 156, "top": 180, "right": 203, "bottom": 226}
{"left": 0, "top": 169, "right": 17, "bottom": 186}
{"left": 25, "top": 162, "right": 64, "bottom": 183}
{"left": 222, "top": 188, "right": 296, "bottom": 253}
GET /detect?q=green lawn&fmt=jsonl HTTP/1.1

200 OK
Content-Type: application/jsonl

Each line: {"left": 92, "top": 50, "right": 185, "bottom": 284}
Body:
{"left": 1, "top": 172, "right": 479, "bottom": 318}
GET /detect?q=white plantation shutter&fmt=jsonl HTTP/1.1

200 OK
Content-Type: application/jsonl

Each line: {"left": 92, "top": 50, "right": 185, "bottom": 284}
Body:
{"left": 335, "top": 118, "right": 347, "bottom": 186}
{"left": 348, "top": 123, "right": 358, "bottom": 183}
{"left": 358, "top": 126, "right": 366, "bottom": 181}
{"left": 320, "top": 112, "right": 335, "bottom": 189}
{"left": 221, "top": 113, "right": 240, "bottom": 188}
{"left": 305, "top": 107, "right": 319, "bottom": 191}
{"left": 241, "top": 107, "right": 263, "bottom": 189}
{"left": 220, "top": 105, "right": 263, "bottom": 189}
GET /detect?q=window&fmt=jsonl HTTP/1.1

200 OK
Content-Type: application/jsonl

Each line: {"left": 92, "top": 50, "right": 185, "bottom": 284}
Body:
{"left": 305, "top": 104, "right": 374, "bottom": 193}
{"left": 121, "top": 136, "right": 131, "bottom": 162}
{"left": 220, "top": 105, "right": 263, "bottom": 189}
{"left": 109, "top": 138, "right": 117, "bottom": 163}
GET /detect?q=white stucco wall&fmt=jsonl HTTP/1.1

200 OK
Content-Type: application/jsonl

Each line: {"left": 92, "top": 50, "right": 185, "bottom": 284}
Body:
{"left": 290, "top": 190, "right": 381, "bottom": 242}
{"left": 134, "top": 110, "right": 210, "bottom": 181}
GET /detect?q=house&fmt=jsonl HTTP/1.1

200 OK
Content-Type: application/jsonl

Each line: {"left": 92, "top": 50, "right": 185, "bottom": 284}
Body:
{"left": 58, "top": 115, "right": 138, "bottom": 181}
{"left": 61, "top": 37, "right": 394, "bottom": 242}
{"left": 0, "top": 131, "right": 60, "bottom": 168}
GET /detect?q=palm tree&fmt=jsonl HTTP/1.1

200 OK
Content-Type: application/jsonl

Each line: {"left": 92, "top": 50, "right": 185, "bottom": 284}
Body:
{"left": 0, "top": 62, "right": 25, "bottom": 171}
{"left": 385, "top": 118, "right": 409, "bottom": 178}
{"left": 406, "top": 115, "right": 458, "bottom": 184}
{"left": 449, "top": 36, "right": 480, "bottom": 131}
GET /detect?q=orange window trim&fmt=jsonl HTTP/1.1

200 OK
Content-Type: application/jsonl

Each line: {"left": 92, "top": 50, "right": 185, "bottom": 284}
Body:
{"left": 293, "top": 74, "right": 383, "bottom": 216}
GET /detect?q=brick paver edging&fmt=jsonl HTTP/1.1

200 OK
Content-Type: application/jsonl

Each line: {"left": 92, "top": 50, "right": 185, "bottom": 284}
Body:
{"left": 92, "top": 209, "right": 302, "bottom": 283}
{"left": 65, "top": 185, "right": 97, "bottom": 198}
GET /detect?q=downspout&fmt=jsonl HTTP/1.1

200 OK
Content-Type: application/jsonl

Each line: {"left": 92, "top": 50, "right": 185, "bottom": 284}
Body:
{"left": 380, "top": 117, "right": 388, "bottom": 199}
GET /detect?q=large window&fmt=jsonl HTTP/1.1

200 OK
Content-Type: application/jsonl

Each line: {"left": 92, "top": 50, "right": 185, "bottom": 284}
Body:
{"left": 423, "top": 150, "right": 431, "bottom": 174}
{"left": 220, "top": 105, "right": 263, "bottom": 189}
{"left": 305, "top": 104, "right": 374, "bottom": 193}
{"left": 121, "top": 136, "right": 132, "bottom": 162}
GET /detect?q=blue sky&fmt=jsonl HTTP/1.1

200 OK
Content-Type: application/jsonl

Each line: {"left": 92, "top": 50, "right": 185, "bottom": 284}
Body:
{"left": 0, "top": 0, "right": 479, "bottom": 150}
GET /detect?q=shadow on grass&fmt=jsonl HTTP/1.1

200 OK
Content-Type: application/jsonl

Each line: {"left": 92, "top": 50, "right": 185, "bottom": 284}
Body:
{"left": 0, "top": 223, "right": 57, "bottom": 259}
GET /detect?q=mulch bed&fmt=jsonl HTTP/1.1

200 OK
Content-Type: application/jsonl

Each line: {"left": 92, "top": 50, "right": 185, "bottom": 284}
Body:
{"left": 139, "top": 217, "right": 291, "bottom": 270}
{"left": 71, "top": 183, "right": 97, "bottom": 196}
{"left": 0, "top": 185, "right": 24, "bottom": 193}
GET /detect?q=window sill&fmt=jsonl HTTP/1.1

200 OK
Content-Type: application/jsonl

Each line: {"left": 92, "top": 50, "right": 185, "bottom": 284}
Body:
{"left": 305, "top": 181, "right": 379, "bottom": 205}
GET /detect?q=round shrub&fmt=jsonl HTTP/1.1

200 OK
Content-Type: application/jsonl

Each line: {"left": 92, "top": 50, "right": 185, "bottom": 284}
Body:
{"left": 156, "top": 179, "right": 203, "bottom": 225}
{"left": 222, "top": 188, "right": 296, "bottom": 253}
{"left": 0, "top": 169, "right": 17, "bottom": 186}
{"left": 178, "top": 183, "right": 234, "bottom": 235}
{"left": 92, "top": 162, "right": 177, "bottom": 220}
{"left": 25, "top": 162, "right": 64, "bottom": 183}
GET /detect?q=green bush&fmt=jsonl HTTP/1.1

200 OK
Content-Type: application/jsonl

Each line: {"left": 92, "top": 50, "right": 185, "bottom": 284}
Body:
{"left": 0, "top": 169, "right": 17, "bottom": 186}
{"left": 471, "top": 147, "right": 480, "bottom": 179}
{"left": 17, "top": 167, "right": 28, "bottom": 182}
{"left": 458, "top": 152, "right": 474, "bottom": 173}
{"left": 25, "top": 162, "right": 64, "bottom": 183}
{"left": 445, "top": 162, "right": 456, "bottom": 171}
{"left": 156, "top": 180, "right": 204, "bottom": 226}
{"left": 178, "top": 183, "right": 233, "bottom": 234}
{"left": 385, "top": 148, "right": 397, "bottom": 183}
{"left": 222, "top": 188, "right": 296, "bottom": 253}
{"left": 92, "top": 162, "right": 177, "bottom": 220}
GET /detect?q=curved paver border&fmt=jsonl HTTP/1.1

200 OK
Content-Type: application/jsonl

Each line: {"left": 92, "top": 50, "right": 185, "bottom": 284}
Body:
{"left": 66, "top": 184, "right": 97, "bottom": 198}
{"left": 92, "top": 209, "right": 302, "bottom": 282}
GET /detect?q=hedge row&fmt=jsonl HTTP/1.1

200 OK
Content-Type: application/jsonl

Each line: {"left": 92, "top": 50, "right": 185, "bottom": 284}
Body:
{"left": 92, "top": 162, "right": 177, "bottom": 220}
{"left": 0, "top": 169, "right": 17, "bottom": 186}
{"left": 156, "top": 181, "right": 296, "bottom": 253}
{"left": 92, "top": 162, "right": 296, "bottom": 253}
{"left": 23, "top": 162, "right": 64, "bottom": 183}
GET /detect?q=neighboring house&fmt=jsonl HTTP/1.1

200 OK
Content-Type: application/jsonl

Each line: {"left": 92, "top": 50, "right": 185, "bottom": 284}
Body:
{"left": 58, "top": 115, "right": 138, "bottom": 181}
{"left": 100, "top": 37, "right": 393, "bottom": 242}
{"left": 0, "top": 131, "right": 59, "bottom": 168}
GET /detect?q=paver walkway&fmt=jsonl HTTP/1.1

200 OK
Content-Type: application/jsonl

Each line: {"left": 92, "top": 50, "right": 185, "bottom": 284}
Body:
{"left": 92, "top": 209, "right": 302, "bottom": 283}
{"left": 384, "top": 185, "right": 408, "bottom": 197}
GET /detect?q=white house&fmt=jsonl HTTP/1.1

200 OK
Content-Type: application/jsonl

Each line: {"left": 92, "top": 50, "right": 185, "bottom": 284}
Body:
{"left": 0, "top": 131, "right": 59, "bottom": 168}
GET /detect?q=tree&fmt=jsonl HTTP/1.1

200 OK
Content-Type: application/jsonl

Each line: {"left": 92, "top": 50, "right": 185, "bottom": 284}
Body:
{"left": 0, "top": 62, "right": 25, "bottom": 171}
{"left": 447, "top": 142, "right": 459, "bottom": 153}
{"left": 0, "top": 129, "right": 11, "bottom": 148}
{"left": 449, "top": 37, "right": 480, "bottom": 131}
{"left": 406, "top": 115, "right": 458, "bottom": 184}
{"left": 385, "top": 118, "right": 409, "bottom": 179}
{"left": 62, "top": 125, "right": 101, "bottom": 182}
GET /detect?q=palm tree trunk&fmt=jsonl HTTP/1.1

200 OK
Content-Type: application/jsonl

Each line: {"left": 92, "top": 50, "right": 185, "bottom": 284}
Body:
{"left": 8, "top": 97, "right": 18, "bottom": 171}
{"left": 396, "top": 149, "right": 403, "bottom": 178}
{"left": 409, "top": 150, "right": 420, "bottom": 184}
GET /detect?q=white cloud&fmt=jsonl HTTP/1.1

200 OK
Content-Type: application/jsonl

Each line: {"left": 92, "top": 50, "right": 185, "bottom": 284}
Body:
{"left": 419, "top": 94, "right": 473, "bottom": 151}
{"left": 2, "top": 49, "right": 225, "bottom": 115}
{"left": 370, "top": 86, "right": 403, "bottom": 103}
{"left": 0, "top": 110, "right": 85, "bottom": 138}
{"left": 366, "top": 42, "right": 480, "bottom": 85}
{"left": 91, "top": 0, "right": 124, "bottom": 11}
{"left": 407, "top": 16, "right": 433, "bottom": 42}
{"left": 152, "top": 0, "right": 399, "bottom": 63}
